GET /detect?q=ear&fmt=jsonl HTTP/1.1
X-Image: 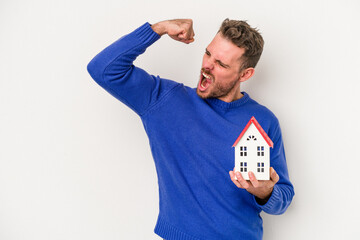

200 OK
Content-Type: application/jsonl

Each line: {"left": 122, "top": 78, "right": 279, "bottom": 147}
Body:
{"left": 239, "top": 68, "right": 255, "bottom": 83}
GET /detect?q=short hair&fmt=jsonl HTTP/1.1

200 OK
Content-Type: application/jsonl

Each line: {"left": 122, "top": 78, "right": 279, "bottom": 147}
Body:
{"left": 218, "top": 18, "right": 264, "bottom": 71}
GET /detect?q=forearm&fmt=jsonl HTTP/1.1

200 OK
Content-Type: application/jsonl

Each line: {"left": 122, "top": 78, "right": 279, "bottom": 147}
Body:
{"left": 87, "top": 23, "right": 164, "bottom": 115}
{"left": 87, "top": 22, "right": 160, "bottom": 85}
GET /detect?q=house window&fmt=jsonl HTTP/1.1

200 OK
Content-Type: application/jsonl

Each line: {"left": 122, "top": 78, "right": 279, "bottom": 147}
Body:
{"left": 257, "top": 146, "right": 264, "bottom": 156}
{"left": 257, "top": 162, "right": 265, "bottom": 173}
{"left": 240, "top": 146, "right": 247, "bottom": 157}
{"left": 240, "top": 162, "right": 247, "bottom": 172}
{"left": 247, "top": 135, "right": 257, "bottom": 141}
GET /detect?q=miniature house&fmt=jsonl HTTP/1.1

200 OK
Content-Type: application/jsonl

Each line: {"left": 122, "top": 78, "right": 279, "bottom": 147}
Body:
{"left": 233, "top": 117, "right": 274, "bottom": 180}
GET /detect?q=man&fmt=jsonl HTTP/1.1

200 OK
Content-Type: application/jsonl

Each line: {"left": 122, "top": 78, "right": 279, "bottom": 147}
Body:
{"left": 87, "top": 18, "right": 294, "bottom": 240}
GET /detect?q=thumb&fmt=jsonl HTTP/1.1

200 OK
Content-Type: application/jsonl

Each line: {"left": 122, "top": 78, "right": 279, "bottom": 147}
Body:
{"left": 177, "top": 31, "right": 186, "bottom": 40}
{"left": 270, "top": 167, "right": 280, "bottom": 183}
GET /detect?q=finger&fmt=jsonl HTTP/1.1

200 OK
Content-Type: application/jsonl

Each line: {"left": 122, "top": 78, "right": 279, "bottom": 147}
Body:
{"left": 187, "top": 27, "right": 195, "bottom": 41}
{"left": 184, "top": 21, "right": 193, "bottom": 37}
{"left": 229, "top": 171, "right": 243, "bottom": 188}
{"left": 248, "top": 171, "right": 261, "bottom": 188}
{"left": 179, "top": 29, "right": 191, "bottom": 40}
{"left": 177, "top": 35, "right": 194, "bottom": 44}
{"left": 184, "top": 38, "right": 195, "bottom": 44}
{"left": 236, "top": 171, "right": 250, "bottom": 189}
{"left": 270, "top": 167, "right": 280, "bottom": 184}
{"left": 189, "top": 33, "right": 195, "bottom": 41}
{"left": 181, "top": 38, "right": 194, "bottom": 44}
{"left": 181, "top": 31, "right": 195, "bottom": 43}
{"left": 170, "top": 35, "right": 182, "bottom": 42}
{"left": 170, "top": 35, "right": 193, "bottom": 44}
{"left": 229, "top": 170, "right": 235, "bottom": 179}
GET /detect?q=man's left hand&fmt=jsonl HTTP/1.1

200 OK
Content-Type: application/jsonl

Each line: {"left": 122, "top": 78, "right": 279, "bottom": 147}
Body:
{"left": 229, "top": 167, "right": 279, "bottom": 202}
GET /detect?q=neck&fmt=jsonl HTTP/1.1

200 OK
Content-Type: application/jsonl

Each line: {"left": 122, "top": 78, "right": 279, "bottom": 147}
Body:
{"left": 218, "top": 87, "right": 244, "bottom": 103}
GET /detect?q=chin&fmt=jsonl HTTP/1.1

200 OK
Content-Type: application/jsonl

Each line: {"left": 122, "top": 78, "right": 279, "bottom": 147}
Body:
{"left": 196, "top": 88, "right": 209, "bottom": 99}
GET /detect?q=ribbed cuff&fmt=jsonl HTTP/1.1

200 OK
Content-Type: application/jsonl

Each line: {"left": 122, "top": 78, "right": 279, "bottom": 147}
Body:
{"left": 134, "top": 22, "right": 161, "bottom": 47}
{"left": 253, "top": 183, "right": 281, "bottom": 212}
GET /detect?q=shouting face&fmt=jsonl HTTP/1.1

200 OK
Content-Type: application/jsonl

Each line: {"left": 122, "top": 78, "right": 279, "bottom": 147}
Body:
{"left": 196, "top": 33, "right": 247, "bottom": 102}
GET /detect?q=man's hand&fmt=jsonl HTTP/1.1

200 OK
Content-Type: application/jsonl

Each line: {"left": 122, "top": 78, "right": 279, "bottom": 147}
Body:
{"left": 151, "top": 19, "right": 195, "bottom": 44}
{"left": 229, "top": 167, "right": 280, "bottom": 202}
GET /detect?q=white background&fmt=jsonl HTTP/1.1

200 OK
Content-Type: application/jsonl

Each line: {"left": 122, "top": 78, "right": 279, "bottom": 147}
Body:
{"left": 1, "top": 0, "right": 360, "bottom": 239}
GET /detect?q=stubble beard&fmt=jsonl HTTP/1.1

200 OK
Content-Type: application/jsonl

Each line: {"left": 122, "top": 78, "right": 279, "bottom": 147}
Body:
{"left": 196, "top": 75, "right": 239, "bottom": 100}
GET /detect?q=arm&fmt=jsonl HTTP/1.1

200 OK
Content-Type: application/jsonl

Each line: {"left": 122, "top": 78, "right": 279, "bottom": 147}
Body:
{"left": 87, "top": 19, "right": 195, "bottom": 115}
{"left": 229, "top": 120, "right": 294, "bottom": 215}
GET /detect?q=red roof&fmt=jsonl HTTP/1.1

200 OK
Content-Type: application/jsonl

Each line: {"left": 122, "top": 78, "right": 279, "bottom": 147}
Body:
{"left": 232, "top": 116, "right": 274, "bottom": 148}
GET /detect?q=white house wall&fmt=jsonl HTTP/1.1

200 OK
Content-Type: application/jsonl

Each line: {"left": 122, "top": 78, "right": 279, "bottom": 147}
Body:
{"left": 234, "top": 123, "right": 270, "bottom": 180}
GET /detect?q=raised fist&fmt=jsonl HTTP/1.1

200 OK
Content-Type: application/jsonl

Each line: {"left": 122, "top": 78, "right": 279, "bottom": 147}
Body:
{"left": 151, "top": 19, "right": 195, "bottom": 44}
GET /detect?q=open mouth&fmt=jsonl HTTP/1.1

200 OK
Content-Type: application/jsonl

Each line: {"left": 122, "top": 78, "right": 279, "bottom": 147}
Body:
{"left": 198, "top": 71, "right": 213, "bottom": 91}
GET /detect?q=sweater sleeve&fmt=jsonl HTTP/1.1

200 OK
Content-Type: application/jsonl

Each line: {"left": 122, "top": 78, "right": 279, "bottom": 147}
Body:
{"left": 87, "top": 22, "right": 179, "bottom": 116}
{"left": 253, "top": 119, "right": 295, "bottom": 215}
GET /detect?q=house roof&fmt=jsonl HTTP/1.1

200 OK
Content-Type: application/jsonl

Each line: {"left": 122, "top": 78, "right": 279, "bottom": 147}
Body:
{"left": 232, "top": 116, "right": 274, "bottom": 148}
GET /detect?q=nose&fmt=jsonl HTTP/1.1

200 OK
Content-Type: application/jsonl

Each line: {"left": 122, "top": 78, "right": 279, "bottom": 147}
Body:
{"left": 203, "top": 55, "right": 214, "bottom": 70}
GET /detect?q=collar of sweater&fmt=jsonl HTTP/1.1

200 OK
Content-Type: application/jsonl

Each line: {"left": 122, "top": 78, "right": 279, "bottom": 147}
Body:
{"left": 205, "top": 91, "right": 250, "bottom": 109}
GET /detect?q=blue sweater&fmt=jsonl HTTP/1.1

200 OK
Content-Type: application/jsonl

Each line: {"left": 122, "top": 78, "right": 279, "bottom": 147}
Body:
{"left": 87, "top": 22, "right": 294, "bottom": 240}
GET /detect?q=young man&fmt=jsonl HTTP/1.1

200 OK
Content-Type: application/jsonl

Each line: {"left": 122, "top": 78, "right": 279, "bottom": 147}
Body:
{"left": 87, "top": 18, "right": 294, "bottom": 240}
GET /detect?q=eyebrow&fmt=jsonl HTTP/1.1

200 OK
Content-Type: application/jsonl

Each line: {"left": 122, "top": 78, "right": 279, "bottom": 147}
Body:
{"left": 206, "top": 48, "right": 230, "bottom": 68}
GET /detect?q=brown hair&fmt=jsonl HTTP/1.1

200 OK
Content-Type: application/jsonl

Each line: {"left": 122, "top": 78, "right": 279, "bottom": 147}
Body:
{"left": 219, "top": 18, "right": 264, "bottom": 71}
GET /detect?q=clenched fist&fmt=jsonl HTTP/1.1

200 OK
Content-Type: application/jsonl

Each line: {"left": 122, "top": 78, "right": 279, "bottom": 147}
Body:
{"left": 151, "top": 19, "right": 195, "bottom": 44}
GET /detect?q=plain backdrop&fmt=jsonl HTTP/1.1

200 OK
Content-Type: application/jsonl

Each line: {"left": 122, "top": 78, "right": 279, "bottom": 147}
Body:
{"left": 1, "top": 0, "right": 360, "bottom": 239}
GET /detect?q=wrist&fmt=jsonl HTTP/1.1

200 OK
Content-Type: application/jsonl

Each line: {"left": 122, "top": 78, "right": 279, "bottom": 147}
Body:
{"left": 255, "top": 187, "right": 273, "bottom": 205}
{"left": 151, "top": 21, "right": 168, "bottom": 36}
{"left": 255, "top": 195, "right": 270, "bottom": 205}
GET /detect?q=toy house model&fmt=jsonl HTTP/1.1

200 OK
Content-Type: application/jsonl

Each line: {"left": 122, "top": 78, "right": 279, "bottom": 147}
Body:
{"left": 233, "top": 116, "right": 274, "bottom": 180}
